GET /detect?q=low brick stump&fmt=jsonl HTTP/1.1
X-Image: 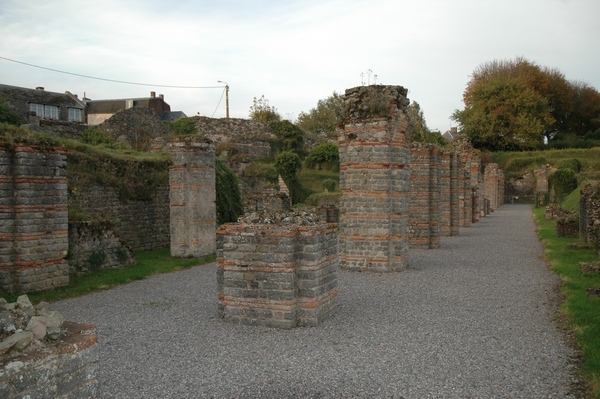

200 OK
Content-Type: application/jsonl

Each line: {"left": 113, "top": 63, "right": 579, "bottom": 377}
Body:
{"left": 217, "top": 218, "right": 338, "bottom": 329}
{"left": 0, "top": 321, "right": 98, "bottom": 398}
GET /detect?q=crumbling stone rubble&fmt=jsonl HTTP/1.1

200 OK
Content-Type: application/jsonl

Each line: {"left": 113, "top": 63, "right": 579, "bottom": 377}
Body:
{"left": 0, "top": 295, "right": 64, "bottom": 360}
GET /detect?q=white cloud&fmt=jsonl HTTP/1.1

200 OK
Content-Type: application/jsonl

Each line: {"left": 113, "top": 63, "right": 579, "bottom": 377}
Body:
{"left": 1, "top": 0, "right": 599, "bottom": 129}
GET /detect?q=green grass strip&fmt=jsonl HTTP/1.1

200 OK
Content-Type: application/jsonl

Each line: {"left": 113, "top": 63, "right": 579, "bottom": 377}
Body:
{"left": 533, "top": 207, "right": 600, "bottom": 397}
{"left": 1, "top": 249, "right": 216, "bottom": 304}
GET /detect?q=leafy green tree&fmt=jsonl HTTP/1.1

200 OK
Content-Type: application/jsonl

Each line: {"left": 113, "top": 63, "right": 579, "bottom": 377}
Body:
{"left": 216, "top": 159, "right": 243, "bottom": 224}
{"left": 275, "top": 151, "right": 302, "bottom": 181}
{"left": 305, "top": 143, "right": 339, "bottom": 170}
{"left": 270, "top": 120, "right": 305, "bottom": 158}
{"left": 274, "top": 150, "right": 311, "bottom": 204}
{"left": 296, "top": 92, "right": 343, "bottom": 140}
{"left": 453, "top": 75, "right": 554, "bottom": 151}
{"left": 249, "top": 95, "right": 281, "bottom": 123}
{"left": 455, "top": 57, "right": 600, "bottom": 148}
{"left": 406, "top": 101, "right": 446, "bottom": 146}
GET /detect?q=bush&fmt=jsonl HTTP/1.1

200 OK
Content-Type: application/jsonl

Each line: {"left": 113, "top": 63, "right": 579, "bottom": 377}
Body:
{"left": 216, "top": 159, "right": 243, "bottom": 224}
{"left": 323, "top": 179, "right": 336, "bottom": 192}
{"left": 275, "top": 151, "right": 302, "bottom": 181}
{"left": 556, "top": 158, "right": 582, "bottom": 173}
{"left": 169, "top": 118, "right": 197, "bottom": 136}
{"left": 550, "top": 168, "right": 578, "bottom": 201}
{"left": 275, "top": 151, "right": 312, "bottom": 204}
{"left": 82, "top": 128, "right": 114, "bottom": 146}
{"left": 305, "top": 143, "right": 339, "bottom": 170}
{"left": 242, "top": 162, "right": 279, "bottom": 183}
{"left": 504, "top": 156, "right": 547, "bottom": 173}
{"left": 270, "top": 120, "right": 305, "bottom": 158}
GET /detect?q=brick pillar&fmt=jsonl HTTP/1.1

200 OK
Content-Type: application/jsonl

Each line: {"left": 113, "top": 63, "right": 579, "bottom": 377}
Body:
{"left": 471, "top": 152, "right": 481, "bottom": 223}
{"left": 217, "top": 221, "right": 338, "bottom": 329}
{"left": 169, "top": 138, "right": 216, "bottom": 258}
{"left": 440, "top": 150, "right": 460, "bottom": 237}
{"left": 0, "top": 144, "right": 69, "bottom": 293}
{"left": 498, "top": 170, "right": 505, "bottom": 207}
{"left": 461, "top": 152, "right": 473, "bottom": 227}
{"left": 409, "top": 143, "right": 441, "bottom": 249}
{"left": 484, "top": 163, "right": 500, "bottom": 211}
{"left": 338, "top": 85, "right": 411, "bottom": 272}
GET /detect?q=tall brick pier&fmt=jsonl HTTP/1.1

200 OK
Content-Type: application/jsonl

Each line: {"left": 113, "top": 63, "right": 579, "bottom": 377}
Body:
{"left": 169, "top": 137, "right": 216, "bottom": 258}
{"left": 0, "top": 143, "right": 69, "bottom": 292}
{"left": 338, "top": 85, "right": 411, "bottom": 272}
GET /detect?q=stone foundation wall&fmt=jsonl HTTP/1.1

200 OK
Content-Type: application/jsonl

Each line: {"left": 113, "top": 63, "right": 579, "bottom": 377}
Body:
{"left": 0, "top": 144, "right": 69, "bottom": 293}
{"left": 67, "top": 221, "right": 136, "bottom": 274}
{"left": 409, "top": 143, "right": 441, "bottom": 248}
{"left": 0, "top": 321, "right": 98, "bottom": 398}
{"left": 217, "top": 220, "right": 338, "bottom": 328}
{"left": 70, "top": 184, "right": 170, "bottom": 252}
{"left": 338, "top": 85, "right": 411, "bottom": 272}
{"left": 169, "top": 138, "right": 216, "bottom": 258}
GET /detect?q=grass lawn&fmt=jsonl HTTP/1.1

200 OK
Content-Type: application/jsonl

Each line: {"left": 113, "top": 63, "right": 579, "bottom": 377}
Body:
{"left": 533, "top": 207, "right": 600, "bottom": 397}
{"left": 1, "top": 249, "right": 215, "bottom": 304}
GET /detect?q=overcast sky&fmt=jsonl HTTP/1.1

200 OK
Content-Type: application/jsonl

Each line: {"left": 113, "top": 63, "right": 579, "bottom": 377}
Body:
{"left": 1, "top": 0, "right": 598, "bottom": 132}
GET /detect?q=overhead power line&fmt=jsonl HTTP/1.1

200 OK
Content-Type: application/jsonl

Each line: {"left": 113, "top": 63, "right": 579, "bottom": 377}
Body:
{"left": 0, "top": 56, "right": 223, "bottom": 89}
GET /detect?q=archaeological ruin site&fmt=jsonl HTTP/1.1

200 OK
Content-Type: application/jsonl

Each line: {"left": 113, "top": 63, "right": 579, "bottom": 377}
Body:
{"left": 1, "top": 84, "right": 512, "bottom": 396}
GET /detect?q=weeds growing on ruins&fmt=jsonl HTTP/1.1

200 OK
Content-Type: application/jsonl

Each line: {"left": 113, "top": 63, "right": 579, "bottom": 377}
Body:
{"left": 534, "top": 208, "right": 600, "bottom": 398}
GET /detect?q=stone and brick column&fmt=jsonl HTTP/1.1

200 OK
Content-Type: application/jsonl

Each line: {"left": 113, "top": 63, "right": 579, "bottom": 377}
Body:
{"left": 484, "top": 163, "right": 501, "bottom": 211}
{"left": 169, "top": 138, "right": 216, "bottom": 258}
{"left": 217, "top": 217, "right": 338, "bottom": 328}
{"left": 0, "top": 143, "right": 69, "bottom": 293}
{"left": 471, "top": 152, "right": 481, "bottom": 223}
{"left": 338, "top": 85, "right": 411, "bottom": 272}
{"left": 440, "top": 150, "right": 460, "bottom": 236}
{"left": 409, "top": 143, "right": 441, "bottom": 248}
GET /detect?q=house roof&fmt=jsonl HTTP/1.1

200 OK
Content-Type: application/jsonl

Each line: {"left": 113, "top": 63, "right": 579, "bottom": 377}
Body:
{"left": 161, "top": 111, "right": 187, "bottom": 121}
{"left": 0, "top": 84, "right": 85, "bottom": 108}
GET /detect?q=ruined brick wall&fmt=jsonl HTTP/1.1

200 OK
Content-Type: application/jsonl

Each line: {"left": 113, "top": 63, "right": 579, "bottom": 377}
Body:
{"left": 169, "top": 138, "right": 216, "bottom": 258}
{"left": 409, "top": 143, "right": 441, "bottom": 248}
{"left": 70, "top": 184, "right": 170, "bottom": 252}
{"left": 579, "top": 183, "right": 600, "bottom": 243}
{"left": 196, "top": 116, "right": 275, "bottom": 167}
{"left": 240, "top": 178, "right": 290, "bottom": 213}
{"left": 217, "top": 219, "right": 338, "bottom": 329}
{"left": 440, "top": 151, "right": 460, "bottom": 236}
{"left": 338, "top": 85, "right": 411, "bottom": 272}
{"left": 0, "top": 144, "right": 69, "bottom": 293}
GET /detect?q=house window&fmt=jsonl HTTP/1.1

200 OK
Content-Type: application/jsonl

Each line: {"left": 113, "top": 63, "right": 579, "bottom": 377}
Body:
{"left": 68, "top": 108, "right": 83, "bottom": 122}
{"left": 44, "top": 105, "right": 59, "bottom": 119}
{"left": 29, "top": 103, "right": 44, "bottom": 117}
{"left": 28, "top": 103, "right": 59, "bottom": 119}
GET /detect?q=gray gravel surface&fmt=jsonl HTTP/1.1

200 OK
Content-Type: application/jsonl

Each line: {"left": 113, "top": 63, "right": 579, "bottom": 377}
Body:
{"left": 54, "top": 204, "right": 580, "bottom": 398}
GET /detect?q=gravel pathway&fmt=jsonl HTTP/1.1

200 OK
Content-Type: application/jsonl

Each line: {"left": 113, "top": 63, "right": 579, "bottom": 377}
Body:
{"left": 54, "top": 204, "right": 579, "bottom": 398}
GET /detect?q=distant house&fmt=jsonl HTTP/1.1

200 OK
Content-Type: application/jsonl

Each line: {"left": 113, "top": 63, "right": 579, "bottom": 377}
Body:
{"left": 443, "top": 127, "right": 458, "bottom": 143}
{"left": 86, "top": 91, "right": 173, "bottom": 125}
{"left": 1, "top": 84, "right": 188, "bottom": 126}
{"left": 0, "top": 84, "right": 86, "bottom": 123}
